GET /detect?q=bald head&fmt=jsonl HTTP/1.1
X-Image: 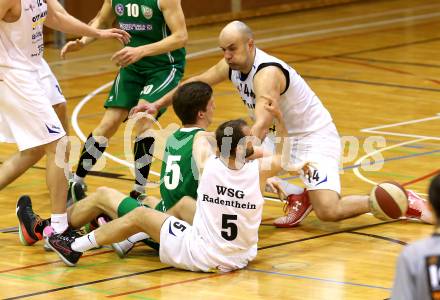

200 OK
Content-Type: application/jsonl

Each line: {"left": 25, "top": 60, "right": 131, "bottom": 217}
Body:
{"left": 219, "top": 21, "right": 254, "bottom": 43}
{"left": 219, "top": 21, "right": 255, "bottom": 73}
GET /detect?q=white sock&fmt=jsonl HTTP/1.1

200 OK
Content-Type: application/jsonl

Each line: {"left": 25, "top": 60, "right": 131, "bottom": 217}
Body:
{"left": 73, "top": 174, "right": 85, "bottom": 184}
{"left": 127, "top": 232, "right": 150, "bottom": 243}
{"left": 51, "top": 213, "right": 68, "bottom": 234}
{"left": 278, "top": 181, "right": 304, "bottom": 195}
{"left": 133, "top": 184, "right": 145, "bottom": 194}
{"left": 72, "top": 232, "right": 98, "bottom": 252}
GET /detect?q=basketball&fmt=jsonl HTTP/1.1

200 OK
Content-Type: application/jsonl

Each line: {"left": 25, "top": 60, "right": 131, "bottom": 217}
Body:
{"left": 369, "top": 181, "right": 409, "bottom": 220}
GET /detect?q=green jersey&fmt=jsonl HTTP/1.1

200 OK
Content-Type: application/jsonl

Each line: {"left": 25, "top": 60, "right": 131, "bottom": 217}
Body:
{"left": 112, "top": 0, "right": 186, "bottom": 70}
{"left": 157, "top": 128, "right": 204, "bottom": 211}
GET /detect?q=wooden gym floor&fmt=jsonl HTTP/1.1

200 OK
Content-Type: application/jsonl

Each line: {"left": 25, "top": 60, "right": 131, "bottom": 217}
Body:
{"left": 1, "top": 0, "right": 440, "bottom": 298}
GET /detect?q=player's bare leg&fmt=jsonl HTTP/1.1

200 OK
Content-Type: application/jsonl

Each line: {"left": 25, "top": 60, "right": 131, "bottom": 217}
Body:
{"left": 95, "top": 207, "right": 168, "bottom": 245}
{"left": 44, "top": 138, "right": 68, "bottom": 218}
{"left": 50, "top": 206, "right": 168, "bottom": 262}
{"left": 72, "top": 108, "right": 127, "bottom": 185}
{"left": 166, "top": 196, "right": 196, "bottom": 224}
{"left": 67, "top": 186, "right": 159, "bottom": 257}
{"left": 93, "top": 108, "right": 128, "bottom": 139}
{"left": 0, "top": 103, "right": 69, "bottom": 189}
{"left": 309, "top": 189, "right": 369, "bottom": 222}
{"left": 0, "top": 148, "right": 44, "bottom": 190}
{"left": 17, "top": 137, "right": 70, "bottom": 245}
{"left": 67, "top": 187, "right": 124, "bottom": 228}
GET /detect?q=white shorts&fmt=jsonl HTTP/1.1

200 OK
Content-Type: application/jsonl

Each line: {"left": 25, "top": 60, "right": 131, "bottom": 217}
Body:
{"left": 40, "top": 60, "right": 66, "bottom": 106}
{"left": 263, "top": 122, "right": 341, "bottom": 194}
{"left": 0, "top": 68, "right": 66, "bottom": 151}
{"left": 159, "top": 216, "right": 254, "bottom": 273}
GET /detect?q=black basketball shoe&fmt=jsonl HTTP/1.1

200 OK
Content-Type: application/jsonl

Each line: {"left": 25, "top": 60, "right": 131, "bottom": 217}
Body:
{"left": 67, "top": 181, "right": 87, "bottom": 207}
{"left": 16, "top": 195, "right": 49, "bottom": 246}
{"left": 47, "top": 229, "right": 83, "bottom": 266}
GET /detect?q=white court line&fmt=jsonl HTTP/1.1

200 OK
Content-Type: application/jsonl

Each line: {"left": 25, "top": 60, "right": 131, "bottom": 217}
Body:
{"left": 256, "top": 11, "right": 440, "bottom": 45}
{"left": 352, "top": 138, "right": 429, "bottom": 186}
{"left": 356, "top": 115, "right": 439, "bottom": 188}
{"left": 50, "top": 45, "right": 221, "bottom": 67}
{"left": 73, "top": 12, "right": 440, "bottom": 177}
{"left": 51, "top": 7, "right": 440, "bottom": 67}
{"left": 361, "top": 114, "right": 440, "bottom": 131}
{"left": 361, "top": 130, "right": 440, "bottom": 141}
{"left": 264, "top": 197, "right": 281, "bottom": 203}
{"left": 189, "top": 3, "right": 440, "bottom": 45}
{"left": 361, "top": 114, "right": 440, "bottom": 141}
{"left": 50, "top": 53, "right": 113, "bottom": 66}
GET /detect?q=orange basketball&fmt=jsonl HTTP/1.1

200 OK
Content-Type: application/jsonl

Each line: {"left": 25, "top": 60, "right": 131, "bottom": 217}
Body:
{"left": 369, "top": 181, "right": 408, "bottom": 220}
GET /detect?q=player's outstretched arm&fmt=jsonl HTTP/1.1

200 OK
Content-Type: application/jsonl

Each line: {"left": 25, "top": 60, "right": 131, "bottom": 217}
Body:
{"left": 192, "top": 131, "right": 216, "bottom": 174}
{"left": 251, "top": 66, "right": 286, "bottom": 141}
{"left": 111, "top": 0, "right": 187, "bottom": 67}
{"left": 45, "top": 0, "right": 129, "bottom": 52}
{"left": 259, "top": 99, "right": 308, "bottom": 185}
{"left": 60, "top": 0, "right": 119, "bottom": 58}
{"left": 130, "top": 59, "right": 230, "bottom": 117}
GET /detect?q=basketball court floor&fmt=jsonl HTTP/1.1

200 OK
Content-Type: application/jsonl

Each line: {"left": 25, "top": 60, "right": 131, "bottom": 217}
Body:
{"left": 0, "top": 0, "right": 439, "bottom": 298}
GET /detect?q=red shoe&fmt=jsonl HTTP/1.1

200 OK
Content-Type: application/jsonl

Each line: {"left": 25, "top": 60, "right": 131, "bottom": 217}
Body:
{"left": 406, "top": 189, "right": 424, "bottom": 218}
{"left": 273, "top": 189, "right": 312, "bottom": 228}
{"left": 405, "top": 189, "right": 431, "bottom": 222}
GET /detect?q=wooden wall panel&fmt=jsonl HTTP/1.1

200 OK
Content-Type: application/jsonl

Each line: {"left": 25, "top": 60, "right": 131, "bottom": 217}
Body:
{"left": 181, "top": 1, "right": 231, "bottom": 19}
{"left": 58, "top": 0, "right": 366, "bottom": 25}
{"left": 242, "top": 0, "right": 298, "bottom": 9}
{"left": 44, "top": 0, "right": 366, "bottom": 43}
{"left": 241, "top": 0, "right": 363, "bottom": 11}
{"left": 65, "top": 0, "right": 103, "bottom": 23}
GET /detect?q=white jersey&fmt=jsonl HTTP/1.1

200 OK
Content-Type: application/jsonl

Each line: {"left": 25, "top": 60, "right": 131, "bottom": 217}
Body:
{"left": 0, "top": 0, "right": 47, "bottom": 72}
{"left": 230, "top": 48, "right": 333, "bottom": 136}
{"left": 192, "top": 156, "right": 264, "bottom": 260}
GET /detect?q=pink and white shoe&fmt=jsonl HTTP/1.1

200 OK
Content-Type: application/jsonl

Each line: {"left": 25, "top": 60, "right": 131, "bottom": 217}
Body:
{"left": 273, "top": 189, "right": 312, "bottom": 228}
{"left": 405, "top": 189, "right": 434, "bottom": 224}
{"left": 43, "top": 226, "right": 55, "bottom": 251}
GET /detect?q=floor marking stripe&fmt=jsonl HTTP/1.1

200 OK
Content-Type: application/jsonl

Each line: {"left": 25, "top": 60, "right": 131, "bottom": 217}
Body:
{"left": 247, "top": 268, "right": 391, "bottom": 290}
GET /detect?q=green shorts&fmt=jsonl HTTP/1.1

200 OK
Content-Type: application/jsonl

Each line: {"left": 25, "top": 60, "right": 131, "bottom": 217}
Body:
{"left": 117, "top": 196, "right": 178, "bottom": 217}
{"left": 104, "top": 65, "right": 183, "bottom": 114}
{"left": 117, "top": 194, "right": 192, "bottom": 217}
{"left": 117, "top": 197, "right": 146, "bottom": 217}
{"left": 154, "top": 198, "right": 176, "bottom": 213}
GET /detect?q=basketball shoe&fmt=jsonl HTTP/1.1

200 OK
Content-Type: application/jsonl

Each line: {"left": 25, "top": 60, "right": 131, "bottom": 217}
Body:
{"left": 43, "top": 225, "right": 55, "bottom": 251}
{"left": 16, "top": 195, "right": 50, "bottom": 246}
{"left": 129, "top": 190, "right": 141, "bottom": 199}
{"left": 47, "top": 229, "right": 83, "bottom": 266}
{"left": 405, "top": 189, "right": 434, "bottom": 223}
{"left": 67, "top": 180, "right": 87, "bottom": 207}
{"left": 130, "top": 190, "right": 147, "bottom": 200}
{"left": 112, "top": 239, "right": 136, "bottom": 258}
{"left": 273, "top": 189, "right": 312, "bottom": 228}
